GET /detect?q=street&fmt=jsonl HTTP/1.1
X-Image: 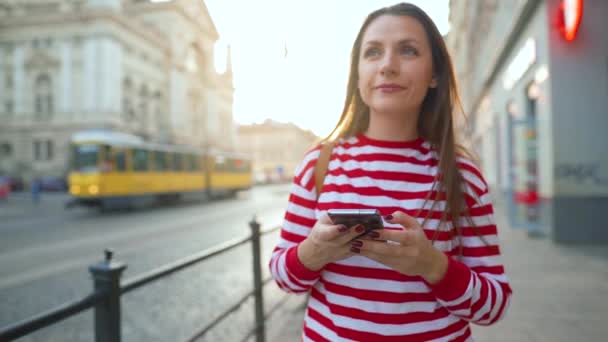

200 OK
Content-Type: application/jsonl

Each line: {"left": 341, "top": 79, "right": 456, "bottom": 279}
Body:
{"left": 0, "top": 184, "right": 293, "bottom": 341}
{"left": 2, "top": 186, "right": 608, "bottom": 342}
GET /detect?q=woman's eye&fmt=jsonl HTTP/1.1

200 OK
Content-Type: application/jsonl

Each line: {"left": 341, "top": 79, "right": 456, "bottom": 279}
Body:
{"left": 400, "top": 46, "right": 418, "bottom": 56}
{"left": 364, "top": 48, "right": 381, "bottom": 58}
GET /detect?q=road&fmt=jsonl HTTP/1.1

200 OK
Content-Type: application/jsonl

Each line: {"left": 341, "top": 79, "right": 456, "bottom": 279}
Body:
{"left": 0, "top": 184, "right": 293, "bottom": 342}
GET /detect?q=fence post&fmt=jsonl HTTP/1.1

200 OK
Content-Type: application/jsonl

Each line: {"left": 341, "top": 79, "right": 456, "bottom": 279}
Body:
{"left": 89, "top": 249, "right": 127, "bottom": 342}
{"left": 249, "top": 216, "right": 265, "bottom": 342}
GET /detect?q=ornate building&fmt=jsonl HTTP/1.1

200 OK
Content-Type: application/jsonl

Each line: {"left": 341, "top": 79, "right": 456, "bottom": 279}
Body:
{"left": 237, "top": 120, "right": 319, "bottom": 184}
{"left": 0, "top": 0, "right": 235, "bottom": 182}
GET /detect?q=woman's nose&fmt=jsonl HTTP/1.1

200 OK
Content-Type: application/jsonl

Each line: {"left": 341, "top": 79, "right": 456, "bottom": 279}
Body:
{"left": 379, "top": 52, "right": 399, "bottom": 76}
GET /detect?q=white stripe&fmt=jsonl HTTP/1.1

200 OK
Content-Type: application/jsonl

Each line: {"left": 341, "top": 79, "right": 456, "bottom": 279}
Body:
{"left": 477, "top": 277, "right": 504, "bottom": 324}
{"left": 286, "top": 201, "right": 316, "bottom": 221}
{"left": 281, "top": 219, "right": 310, "bottom": 239}
{"left": 461, "top": 255, "right": 502, "bottom": 268}
{"left": 275, "top": 239, "right": 297, "bottom": 250}
{"left": 471, "top": 275, "right": 493, "bottom": 321}
{"left": 308, "top": 293, "right": 461, "bottom": 336}
{"left": 290, "top": 181, "right": 316, "bottom": 200}
{"left": 323, "top": 270, "right": 431, "bottom": 294}
{"left": 321, "top": 191, "right": 446, "bottom": 211}
{"left": 329, "top": 158, "right": 438, "bottom": 176}
{"left": 478, "top": 273, "right": 508, "bottom": 283}
{"left": 295, "top": 149, "right": 320, "bottom": 176}
{"left": 478, "top": 192, "right": 492, "bottom": 206}
{"left": 337, "top": 144, "right": 435, "bottom": 162}
{"left": 438, "top": 275, "right": 473, "bottom": 307}
{"left": 317, "top": 282, "right": 438, "bottom": 314}
{"left": 337, "top": 255, "right": 396, "bottom": 269}
{"left": 454, "top": 235, "right": 500, "bottom": 248}
{"left": 461, "top": 168, "right": 486, "bottom": 193}
{"left": 326, "top": 173, "right": 435, "bottom": 193}
{"left": 427, "top": 324, "right": 470, "bottom": 342}
{"left": 277, "top": 251, "right": 307, "bottom": 291}
{"left": 303, "top": 312, "right": 355, "bottom": 342}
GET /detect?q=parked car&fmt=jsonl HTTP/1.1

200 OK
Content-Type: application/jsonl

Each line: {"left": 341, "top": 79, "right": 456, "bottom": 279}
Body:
{"left": 3, "top": 176, "right": 24, "bottom": 191}
{"left": 0, "top": 176, "right": 10, "bottom": 199}
{"left": 39, "top": 177, "right": 68, "bottom": 192}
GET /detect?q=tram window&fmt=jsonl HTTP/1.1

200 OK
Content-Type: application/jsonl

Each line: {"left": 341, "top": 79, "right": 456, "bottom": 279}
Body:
{"left": 72, "top": 144, "right": 99, "bottom": 172}
{"left": 133, "top": 149, "right": 149, "bottom": 171}
{"left": 172, "top": 153, "right": 182, "bottom": 171}
{"left": 186, "top": 154, "right": 197, "bottom": 171}
{"left": 215, "top": 155, "right": 226, "bottom": 172}
{"left": 114, "top": 148, "right": 127, "bottom": 171}
{"left": 101, "top": 145, "right": 114, "bottom": 172}
{"left": 154, "top": 151, "right": 168, "bottom": 171}
{"left": 233, "top": 159, "right": 250, "bottom": 171}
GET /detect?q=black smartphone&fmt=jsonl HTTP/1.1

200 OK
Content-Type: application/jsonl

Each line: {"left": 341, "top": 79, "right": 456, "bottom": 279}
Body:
{"left": 327, "top": 209, "right": 384, "bottom": 233}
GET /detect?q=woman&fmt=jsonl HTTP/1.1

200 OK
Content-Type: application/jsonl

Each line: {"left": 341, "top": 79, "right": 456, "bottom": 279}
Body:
{"left": 269, "top": 3, "right": 512, "bottom": 341}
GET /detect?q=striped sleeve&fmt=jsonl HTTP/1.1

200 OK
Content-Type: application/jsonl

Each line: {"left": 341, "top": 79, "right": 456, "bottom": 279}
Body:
{"left": 269, "top": 146, "right": 323, "bottom": 294}
{"left": 429, "top": 159, "right": 513, "bottom": 325}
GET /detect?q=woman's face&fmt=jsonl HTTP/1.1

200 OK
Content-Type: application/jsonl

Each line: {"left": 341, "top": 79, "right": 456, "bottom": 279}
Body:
{"left": 358, "top": 14, "right": 436, "bottom": 118}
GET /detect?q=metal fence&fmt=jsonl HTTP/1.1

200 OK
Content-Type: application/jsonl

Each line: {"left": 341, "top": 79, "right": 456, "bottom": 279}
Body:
{"left": 0, "top": 217, "right": 288, "bottom": 342}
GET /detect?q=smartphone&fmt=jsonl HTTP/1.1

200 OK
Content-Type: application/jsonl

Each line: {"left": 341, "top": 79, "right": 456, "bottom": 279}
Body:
{"left": 327, "top": 209, "right": 384, "bottom": 232}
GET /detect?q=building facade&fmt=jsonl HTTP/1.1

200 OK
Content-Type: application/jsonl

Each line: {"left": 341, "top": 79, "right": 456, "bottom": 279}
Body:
{"left": 448, "top": 0, "right": 608, "bottom": 243}
{"left": 237, "top": 120, "right": 319, "bottom": 184}
{"left": 0, "top": 0, "right": 236, "bottom": 183}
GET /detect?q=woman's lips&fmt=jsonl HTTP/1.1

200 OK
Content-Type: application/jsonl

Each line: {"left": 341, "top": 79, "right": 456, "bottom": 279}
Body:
{"left": 375, "top": 84, "right": 405, "bottom": 93}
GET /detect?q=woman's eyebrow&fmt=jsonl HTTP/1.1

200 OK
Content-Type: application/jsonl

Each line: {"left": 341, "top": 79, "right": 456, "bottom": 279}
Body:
{"left": 363, "top": 38, "right": 420, "bottom": 46}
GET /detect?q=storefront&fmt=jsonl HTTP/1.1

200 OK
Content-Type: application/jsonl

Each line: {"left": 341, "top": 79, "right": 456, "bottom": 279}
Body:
{"left": 473, "top": 0, "right": 608, "bottom": 242}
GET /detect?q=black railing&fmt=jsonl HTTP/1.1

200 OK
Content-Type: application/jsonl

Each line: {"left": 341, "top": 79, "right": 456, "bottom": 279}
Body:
{"left": 0, "top": 217, "right": 287, "bottom": 342}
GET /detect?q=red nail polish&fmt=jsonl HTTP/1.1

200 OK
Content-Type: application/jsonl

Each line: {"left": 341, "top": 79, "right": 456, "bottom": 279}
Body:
{"left": 338, "top": 225, "right": 348, "bottom": 232}
{"left": 384, "top": 214, "right": 393, "bottom": 221}
{"left": 355, "top": 225, "right": 365, "bottom": 233}
{"left": 350, "top": 247, "right": 360, "bottom": 253}
{"left": 366, "top": 231, "right": 380, "bottom": 239}
{"left": 351, "top": 240, "right": 363, "bottom": 247}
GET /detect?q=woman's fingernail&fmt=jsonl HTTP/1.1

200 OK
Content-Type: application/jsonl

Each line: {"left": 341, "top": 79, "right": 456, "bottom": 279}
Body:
{"left": 351, "top": 240, "right": 363, "bottom": 247}
{"left": 366, "top": 231, "right": 380, "bottom": 239}
{"left": 384, "top": 214, "right": 393, "bottom": 221}
{"left": 354, "top": 225, "right": 365, "bottom": 233}
{"left": 338, "top": 225, "right": 349, "bottom": 232}
{"left": 350, "top": 247, "right": 361, "bottom": 253}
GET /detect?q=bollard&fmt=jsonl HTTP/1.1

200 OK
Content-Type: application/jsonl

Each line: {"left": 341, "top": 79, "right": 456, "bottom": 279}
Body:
{"left": 249, "top": 216, "right": 265, "bottom": 342}
{"left": 89, "top": 249, "right": 127, "bottom": 342}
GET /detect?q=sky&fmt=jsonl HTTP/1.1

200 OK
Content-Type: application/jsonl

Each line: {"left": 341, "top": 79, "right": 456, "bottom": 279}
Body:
{"left": 204, "top": 0, "right": 451, "bottom": 137}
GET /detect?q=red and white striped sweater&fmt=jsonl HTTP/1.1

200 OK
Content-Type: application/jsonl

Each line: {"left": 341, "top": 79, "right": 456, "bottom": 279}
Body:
{"left": 269, "top": 134, "right": 512, "bottom": 341}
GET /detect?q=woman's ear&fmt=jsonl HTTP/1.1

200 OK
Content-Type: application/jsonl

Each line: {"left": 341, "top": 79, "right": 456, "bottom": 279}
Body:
{"left": 429, "top": 76, "right": 438, "bottom": 88}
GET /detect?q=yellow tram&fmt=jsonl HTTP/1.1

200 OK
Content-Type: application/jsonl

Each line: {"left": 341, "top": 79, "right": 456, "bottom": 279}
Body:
{"left": 67, "top": 130, "right": 252, "bottom": 210}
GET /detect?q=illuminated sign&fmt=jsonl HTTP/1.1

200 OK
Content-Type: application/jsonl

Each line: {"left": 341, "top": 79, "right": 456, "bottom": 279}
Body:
{"left": 558, "top": 0, "right": 583, "bottom": 41}
{"left": 503, "top": 38, "right": 536, "bottom": 90}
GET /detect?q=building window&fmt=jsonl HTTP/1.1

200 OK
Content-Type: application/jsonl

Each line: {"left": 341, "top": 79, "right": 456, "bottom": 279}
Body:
{"left": 34, "top": 74, "right": 53, "bottom": 117}
{"left": 0, "top": 143, "right": 12, "bottom": 157}
{"left": 33, "top": 139, "right": 53, "bottom": 161}
{"left": 34, "top": 141, "right": 42, "bottom": 160}
{"left": 139, "top": 85, "right": 148, "bottom": 119}
{"left": 123, "top": 77, "right": 133, "bottom": 120}
{"left": 5, "top": 100, "right": 13, "bottom": 114}
{"left": 46, "top": 140, "right": 53, "bottom": 160}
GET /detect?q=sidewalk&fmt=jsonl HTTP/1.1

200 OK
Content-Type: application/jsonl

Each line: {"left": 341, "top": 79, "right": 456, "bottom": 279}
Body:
{"left": 266, "top": 199, "right": 608, "bottom": 341}
{"left": 0, "top": 192, "right": 71, "bottom": 220}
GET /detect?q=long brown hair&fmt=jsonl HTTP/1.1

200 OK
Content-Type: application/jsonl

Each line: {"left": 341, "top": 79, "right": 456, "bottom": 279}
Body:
{"left": 323, "top": 3, "right": 477, "bottom": 250}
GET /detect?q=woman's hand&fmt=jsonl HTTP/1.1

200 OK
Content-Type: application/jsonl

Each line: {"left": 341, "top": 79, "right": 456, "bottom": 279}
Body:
{"left": 353, "top": 211, "right": 449, "bottom": 284}
{"left": 297, "top": 212, "right": 369, "bottom": 271}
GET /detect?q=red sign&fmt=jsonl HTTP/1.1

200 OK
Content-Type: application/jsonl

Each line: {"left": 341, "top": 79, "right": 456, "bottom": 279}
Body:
{"left": 558, "top": 0, "right": 583, "bottom": 41}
